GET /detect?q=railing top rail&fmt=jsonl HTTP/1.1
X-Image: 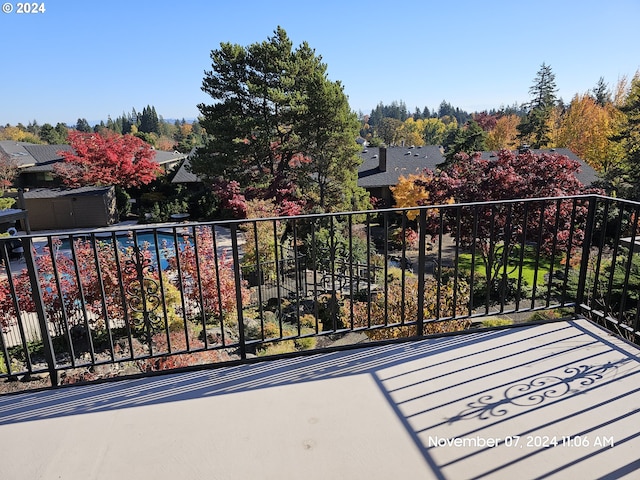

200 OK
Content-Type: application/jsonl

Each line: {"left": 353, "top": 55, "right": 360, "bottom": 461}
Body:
{"left": 5, "top": 194, "right": 635, "bottom": 242}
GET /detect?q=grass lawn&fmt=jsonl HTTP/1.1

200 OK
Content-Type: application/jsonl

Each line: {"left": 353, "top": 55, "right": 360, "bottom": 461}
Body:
{"left": 455, "top": 246, "right": 562, "bottom": 286}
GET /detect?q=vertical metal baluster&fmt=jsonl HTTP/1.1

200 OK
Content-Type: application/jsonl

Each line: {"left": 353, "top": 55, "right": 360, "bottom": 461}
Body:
{"left": 2, "top": 240, "right": 33, "bottom": 374}
{"left": 435, "top": 207, "right": 444, "bottom": 320}
{"left": 400, "top": 211, "right": 407, "bottom": 325}
{"left": 347, "top": 214, "right": 355, "bottom": 330}
{"left": 530, "top": 203, "right": 546, "bottom": 310}
{"left": 210, "top": 224, "right": 226, "bottom": 347}
{"left": 172, "top": 226, "right": 190, "bottom": 351}
{"left": 250, "top": 220, "right": 264, "bottom": 340}
{"left": 271, "top": 219, "right": 282, "bottom": 337}
{"left": 486, "top": 205, "right": 496, "bottom": 314}
{"left": 416, "top": 208, "right": 426, "bottom": 337}
{"left": 230, "top": 223, "right": 246, "bottom": 360}
{"left": 452, "top": 205, "right": 461, "bottom": 320}
{"left": 576, "top": 196, "right": 598, "bottom": 315}
{"left": 191, "top": 225, "right": 208, "bottom": 349}
{"left": 311, "top": 219, "right": 320, "bottom": 334}
{"left": 499, "top": 203, "right": 513, "bottom": 314}
{"left": 382, "top": 210, "right": 389, "bottom": 327}
{"left": 545, "top": 199, "right": 563, "bottom": 309}
{"left": 90, "top": 233, "right": 115, "bottom": 363}
{"left": 515, "top": 202, "right": 530, "bottom": 312}
{"left": 47, "top": 236, "right": 75, "bottom": 366}
{"left": 152, "top": 228, "right": 171, "bottom": 352}
{"left": 469, "top": 205, "right": 478, "bottom": 316}
{"left": 69, "top": 235, "right": 96, "bottom": 364}
{"left": 22, "top": 237, "right": 58, "bottom": 386}
{"left": 292, "top": 219, "right": 301, "bottom": 336}
{"left": 617, "top": 205, "right": 639, "bottom": 326}
{"left": 329, "top": 216, "right": 337, "bottom": 332}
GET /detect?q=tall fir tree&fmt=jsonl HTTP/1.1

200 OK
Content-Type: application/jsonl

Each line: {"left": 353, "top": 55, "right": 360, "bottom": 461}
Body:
{"left": 610, "top": 74, "right": 640, "bottom": 199}
{"left": 591, "top": 77, "right": 611, "bottom": 107}
{"left": 517, "top": 63, "right": 558, "bottom": 148}
{"left": 193, "top": 27, "right": 367, "bottom": 213}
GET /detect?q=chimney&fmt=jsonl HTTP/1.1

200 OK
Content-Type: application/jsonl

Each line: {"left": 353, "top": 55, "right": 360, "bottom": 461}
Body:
{"left": 379, "top": 146, "right": 387, "bottom": 172}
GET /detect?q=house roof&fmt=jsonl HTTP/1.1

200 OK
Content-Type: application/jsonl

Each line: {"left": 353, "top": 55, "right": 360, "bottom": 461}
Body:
{"left": 22, "top": 185, "right": 114, "bottom": 199}
{"left": 20, "top": 143, "right": 74, "bottom": 172}
{"left": 358, "top": 146, "right": 445, "bottom": 188}
{"left": 171, "top": 156, "right": 201, "bottom": 183}
{"left": 359, "top": 146, "right": 600, "bottom": 188}
{"left": 152, "top": 150, "right": 188, "bottom": 166}
{"left": 171, "top": 147, "right": 448, "bottom": 187}
{"left": 22, "top": 143, "right": 73, "bottom": 164}
{"left": 1, "top": 141, "right": 187, "bottom": 174}
{"left": 0, "top": 141, "right": 38, "bottom": 168}
{"left": 171, "top": 145, "right": 600, "bottom": 190}
{"left": 477, "top": 148, "right": 600, "bottom": 186}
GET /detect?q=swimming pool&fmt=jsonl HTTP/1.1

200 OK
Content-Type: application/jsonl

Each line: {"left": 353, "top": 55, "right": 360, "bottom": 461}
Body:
{"left": 45, "top": 230, "right": 187, "bottom": 271}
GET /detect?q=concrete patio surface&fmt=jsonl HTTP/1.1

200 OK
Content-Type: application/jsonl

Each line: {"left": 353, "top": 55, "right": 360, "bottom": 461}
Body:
{"left": 1, "top": 319, "right": 639, "bottom": 479}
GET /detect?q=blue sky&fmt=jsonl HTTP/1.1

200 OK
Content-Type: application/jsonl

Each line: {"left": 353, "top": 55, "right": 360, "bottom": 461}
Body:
{"left": 1, "top": 0, "right": 638, "bottom": 126}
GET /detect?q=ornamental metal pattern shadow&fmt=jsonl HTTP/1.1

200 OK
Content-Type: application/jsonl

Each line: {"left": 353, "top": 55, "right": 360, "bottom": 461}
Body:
{"left": 449, "top": 359, "right": 632, "bottom": 423}
{"left": 1, "top": 319, "right": 639, "bottom": 479}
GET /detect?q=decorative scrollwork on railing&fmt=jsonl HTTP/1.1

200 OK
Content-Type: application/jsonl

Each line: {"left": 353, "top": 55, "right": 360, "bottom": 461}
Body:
{"left": 448, "top": 359, "right": 631, "bottom": 423}
{"left": 124, "top": 244, "right": 154, "bottom": 279}
{"left": 123, "top": 245, "right": 163, "bottom": 333}
{"left": 126, "top": 278, "right": 164, "bottom": 330}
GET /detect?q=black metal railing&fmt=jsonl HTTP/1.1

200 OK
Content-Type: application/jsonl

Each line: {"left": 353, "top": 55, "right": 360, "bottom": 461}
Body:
{"left": 0, "top": 195, "right": 638, "bottom": 387}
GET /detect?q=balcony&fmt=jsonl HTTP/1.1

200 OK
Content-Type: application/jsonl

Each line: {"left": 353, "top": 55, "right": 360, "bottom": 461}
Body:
{"left": 1, "top": 195, "right": 639, "bottom": 478}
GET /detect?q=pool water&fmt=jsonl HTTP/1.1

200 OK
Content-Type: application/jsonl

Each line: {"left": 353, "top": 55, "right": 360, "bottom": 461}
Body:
{"left": 48, "top": 231, "right": 186, "bottom": 271}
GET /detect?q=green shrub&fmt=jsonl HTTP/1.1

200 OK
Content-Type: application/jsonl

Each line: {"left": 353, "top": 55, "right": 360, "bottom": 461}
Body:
{"left": 342, "top": 275, "right": 471, "bottom": 340}
{"left": 257, "top": 340, "right": 297, "bottom": 357}
{"left": 479, "top": 317, "right": 513, "bottom": 327}
{"left": 0, "top": 352, "right": 7, "bottom": 374}
{"left": 527, "top": 310, "right": 563, "bottom": 322}
{"left": 294, "top": 329, "right": 317, "bottom": 351}
{"left": 0, "top": 196, "right": 15, "bottom": 210}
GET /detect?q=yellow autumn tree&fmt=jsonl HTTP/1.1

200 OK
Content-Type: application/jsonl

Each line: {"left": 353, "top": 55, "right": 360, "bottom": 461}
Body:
{"left": 391, "top": 173, "right": 432, "bottom": 220}
{"left": 397, "top": 118, "right": 425, "bottom": 146}
{"left": 422, "top": 118, "right": 450, "bottom": 145}
{"left": 0, "top": 125, "right": 40, "bottom": 143}
{"left": 555, "top": 93, "right": 625, "bottom": 174}
{"left": 486, "top": 114, "right": 519, "bottom": 151}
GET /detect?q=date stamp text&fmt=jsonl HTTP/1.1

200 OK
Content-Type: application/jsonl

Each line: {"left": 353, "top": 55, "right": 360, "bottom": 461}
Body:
{"left": 428, "top": 435, "right": 615, "bottom": 449}
{"left": 2, "top": 3, "right": 46, "bottom": 14}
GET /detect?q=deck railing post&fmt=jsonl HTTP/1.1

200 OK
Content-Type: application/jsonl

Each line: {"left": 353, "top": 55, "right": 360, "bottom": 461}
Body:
{"left": 575, "top": 196, "right": 598, "bottom": 316}
{"left": 22, "top": 237, "right": 59, "bottom": 386}
{"left": 230, "top": 224, "right": 247, "bottom": 360}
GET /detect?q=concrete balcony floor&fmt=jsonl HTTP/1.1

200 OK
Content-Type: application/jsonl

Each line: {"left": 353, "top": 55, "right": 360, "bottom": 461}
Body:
{"left": 1, "top": 319, "right": 639, "bottom": 480}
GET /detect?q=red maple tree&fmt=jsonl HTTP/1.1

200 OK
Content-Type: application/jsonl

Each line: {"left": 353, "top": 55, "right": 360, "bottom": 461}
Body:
{"left": 55, "top": 130, "right": 161, "bottom": 188}
{"left": 415, "top": 149, "right": 602, "bottom": 292}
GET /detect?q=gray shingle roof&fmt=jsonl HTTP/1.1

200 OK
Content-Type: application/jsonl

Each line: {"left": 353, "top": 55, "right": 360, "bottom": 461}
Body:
{"left": 358, "top": 146, "right": 445, "bottom": 188}
{"left": 477, "top": 148, "right": 600, "bottom": 186}
{"left": 152, "top": 150, "right": 188, "bottom": 166}
{"left": 22, "top": 186, "right": 113, "bottom": 199}
{"left": 0, "top": 141, "right": 38, "bottom": 168}
{"left": 170, "top": 145, "right": 600, "bottom": 190}
{"left": 22, "top": 144, "right": 73, "bottom": 163}
{"left": 1, "top": 141, "right": 187, "bottom": 174}
{"left": 171, "top": 156, "right": 201, "bottom": 183}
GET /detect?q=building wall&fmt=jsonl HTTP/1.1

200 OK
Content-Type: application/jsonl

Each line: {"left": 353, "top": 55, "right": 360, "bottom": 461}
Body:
{"left": 24, "top": 188, "right": 117, "bottom": 230}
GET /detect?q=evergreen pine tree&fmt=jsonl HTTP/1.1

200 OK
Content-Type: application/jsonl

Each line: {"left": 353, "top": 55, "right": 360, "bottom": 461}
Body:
{"left": 517, "top": 63, "right": 558, "bottom": 148}
{"left": 610, "top": 75, "right": 640, "bottom": 199}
